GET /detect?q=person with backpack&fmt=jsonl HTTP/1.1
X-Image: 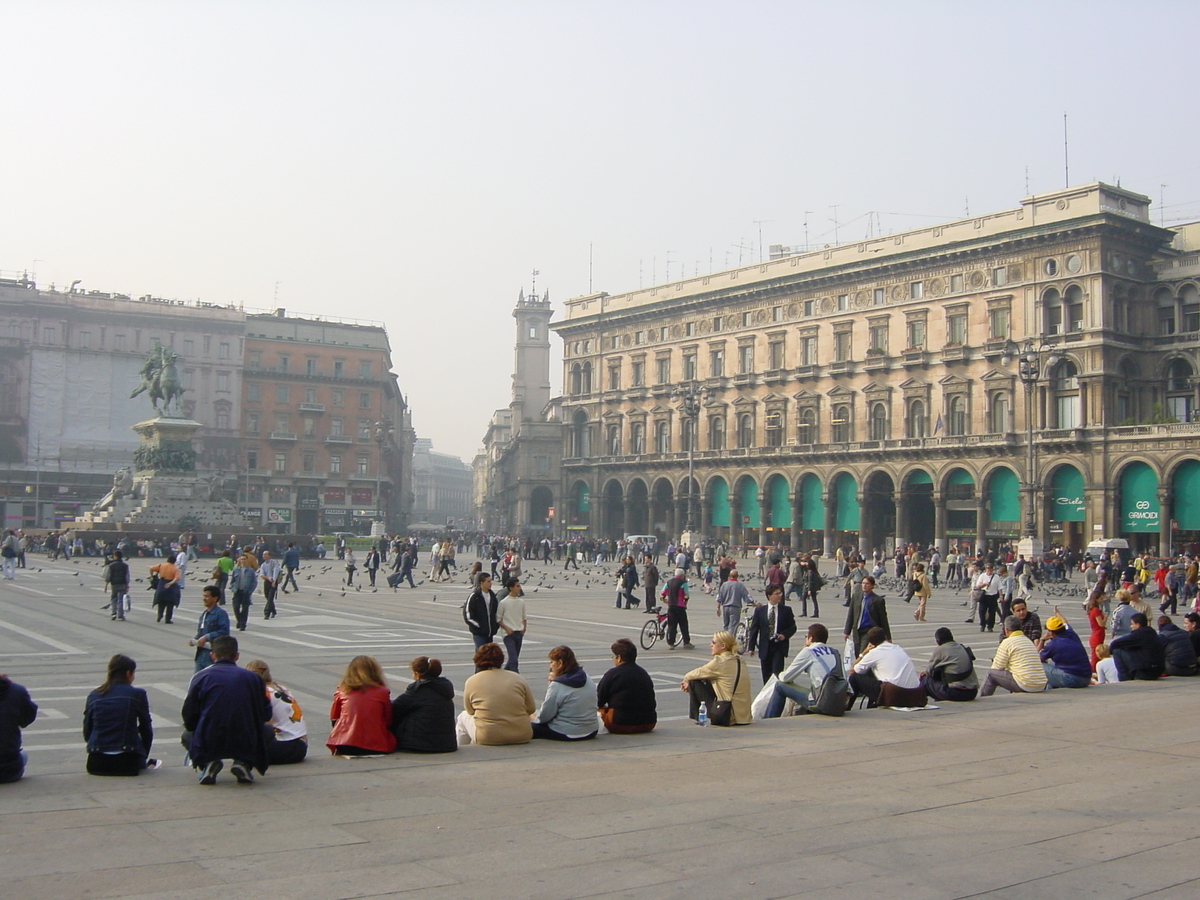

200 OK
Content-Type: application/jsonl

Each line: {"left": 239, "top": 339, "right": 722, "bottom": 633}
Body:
{"left": 464, "top": 573, "right": 499, "bottom": 649}
{"left": 919, "top": 627, "right": 979, "bottom": 701}
{"left": 660, "top": 567, "right": 694, "bottom": 650}
{"left": 762, "top": 622, "right": 843, "bottom": 717}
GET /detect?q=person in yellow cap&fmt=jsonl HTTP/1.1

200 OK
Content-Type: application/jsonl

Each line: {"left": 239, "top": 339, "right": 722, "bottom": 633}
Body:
{"left": 1034, "top": 607, "right": 1091, "bottom": 689}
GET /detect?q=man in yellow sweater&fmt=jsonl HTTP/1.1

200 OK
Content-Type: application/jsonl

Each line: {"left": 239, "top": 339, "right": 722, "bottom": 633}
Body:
{"left": 979, "top": 616, "right": 1048, "bottom": 696}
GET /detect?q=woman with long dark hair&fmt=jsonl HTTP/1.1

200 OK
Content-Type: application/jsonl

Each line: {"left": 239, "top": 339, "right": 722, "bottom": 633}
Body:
{"left": 390, "top": 656, "right": 456, "bottom": 753}
{"left": 83, "top": 654, "right": 158, "bottom": 775}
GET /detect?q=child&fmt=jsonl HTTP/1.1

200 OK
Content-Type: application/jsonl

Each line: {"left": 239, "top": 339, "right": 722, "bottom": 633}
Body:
{"left": 1093, "top": 643, "right": 1119, "bottom": 684}
{"left": 702, "top": 563, "right": 716, "bottom": 594}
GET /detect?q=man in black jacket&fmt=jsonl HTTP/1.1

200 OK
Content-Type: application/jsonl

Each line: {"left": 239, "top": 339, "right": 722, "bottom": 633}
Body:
{"left": 464, "top": 573, "right": 498, "bottom": 650}
{"left": 596, "top": 638, "right": 657, "bottom": 734}
{"left": 747, "top": 585, "right": 797, "bottom": 680}
{"left": 844, "top": 575, "right": 891, "bottom": 657}
{"left": 1157, "top": 616, "right": 1199, "bottom": 677}
{"left": 1110, "top": 613, "right": 1166, "bottom": 681}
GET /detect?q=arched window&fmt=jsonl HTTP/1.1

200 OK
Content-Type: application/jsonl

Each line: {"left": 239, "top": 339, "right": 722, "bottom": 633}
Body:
{"left": 708, "top": 415, "right": 725, "bottom": 450}
{"left": 580, "top": 362, "right": 592, "bottom": 394}
{"left": 1115, "top": 359, "right": 1138, "bottom": 424}
{"left": 868, "top": 402, "right": 888, "bottom": 441}
{"left": 681, "top": 417, "right": 695, "bottom": 452}
{"left": 1043, "top": 287, "right": 1063, "bottom": 335}
{"left": 906, "top": 399, "right": 926, "bottom": 438}
{"left": 831, "top": 404, "right": 851, "bottom": 443}
{"left": 606, "top": 424, "right": 621, "bottom": 456}
{"left": 947, "top": 395, "right": 967, "bottom": 436}
{"left": 1166, "top": 358, "right": 1195, "bottom": 422}
{"left": 654, "top": 420, "right": 670, "bottom": 454}
{"left": 737, "top": 414, "right": 754, "bottom": 448}
{"left": 569, "top": 410, "right": 590, "bottom": 457}
{"left": 1156, "top": 287, "right": 1177, "bottom": 336}
{"left": 764, "top": 409, "right": 784, "bottom": 447}
{"left": 630, "top": 422, "right": 645, "bottom": 455}
{"left": 570, "top": 364, "right": 582, "bottom": 395}
{"left": 798, "top": 407, "right": 817, "bottom": 444}
{"left": 1064, "top": 285, "right": 1085, "bottom": 332}
{"left": 1051, "top": 359, "right": 1081, "bottom": 428}
{"left": 989, "top": 392, "right": 1010, "bottom": 434}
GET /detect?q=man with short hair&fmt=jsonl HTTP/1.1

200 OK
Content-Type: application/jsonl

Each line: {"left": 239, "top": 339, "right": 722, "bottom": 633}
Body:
{"left": 763, "top": 622, "right": 842, "bottom": 717}
{"left": 847, "top": 626, "right": 921, "bottom": 708}
{"left": 747, "top": 584, "right": 797, "bottom": 681}
{"left": 844, "top": 575, "right": 890, "bottom": 657}
{"left": 190, "top": 585, "right": 231, "bottom": 673}
{"left": 103, "top": 550, "right": 130, "bottom": 621}
{"left": 181, "top": 635, "right": 271, "bottom": 785}
{"left": 258, "top": 551, "right": 281, "bottom": 618}
{"left": 920, "top": 627, "right": 978, "bottom": 701}
{"left": 716, "top": 569, "right": 753, "bottom": 634}
{"left": 464, "top": 573, "right": 499, "bottom": 649}
{"left": 280, "top": 543, "right": 300, "bottom": 593}
{"left": 979, "top": 616, "right": 1048, "bottom": 696}
{"left": 1157, "top": 615, "right": 1199, "bottom": 677}
{"left": 642, "top": 556, "right": 659, "bottom": 612}
{"left": 1109, "top": 613, "right": 1165, "bottom": 681}
{"left": 1011, "top": 599, "right": 1042, "bottom": 643}
{"left": 596, "top": 638, "right": 657, "bottom": 734}
{"left": 661, "top": 567, "right": 694, "bottom": 650}
{"left": 1036, "top": 614, "right": 1091, "bottom": 689}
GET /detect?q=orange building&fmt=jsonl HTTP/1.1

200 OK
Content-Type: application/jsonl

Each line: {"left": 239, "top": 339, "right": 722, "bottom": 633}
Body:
{"left": 241, "top": 309, "right": 412, "bottom": 535}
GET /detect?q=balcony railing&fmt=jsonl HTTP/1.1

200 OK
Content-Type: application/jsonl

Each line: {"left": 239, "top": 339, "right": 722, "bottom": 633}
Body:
{"left": 268, "top": 432, "right": 297, "bottom": 441}
{"left": 298, "top": 402, "right": 326, "bottom": 412}
{"left": 324, "top": 435, "right": 352, "bottom": 444}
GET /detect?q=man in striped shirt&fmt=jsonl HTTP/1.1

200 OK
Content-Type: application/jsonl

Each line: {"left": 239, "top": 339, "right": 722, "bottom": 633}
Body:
{"left": 979, "top": 616, "right": 1048, "bottom": 696}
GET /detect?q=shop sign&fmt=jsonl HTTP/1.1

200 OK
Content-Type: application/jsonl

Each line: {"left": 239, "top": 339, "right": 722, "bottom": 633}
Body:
{"left": 267, "top": 508, "right": 293, "bottom": 524}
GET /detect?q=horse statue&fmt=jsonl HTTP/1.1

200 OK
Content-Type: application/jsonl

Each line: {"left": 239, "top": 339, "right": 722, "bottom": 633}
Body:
{"left": 130, "top": 342, "right": 186, "bottom": 416}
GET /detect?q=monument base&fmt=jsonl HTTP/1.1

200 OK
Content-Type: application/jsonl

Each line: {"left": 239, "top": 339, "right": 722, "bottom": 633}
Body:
{"left": 1017, "top": 537, "right": 1044, "bottom": 560}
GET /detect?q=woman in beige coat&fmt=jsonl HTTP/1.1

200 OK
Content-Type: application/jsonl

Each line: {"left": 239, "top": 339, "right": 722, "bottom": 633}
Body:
{"left": 680, "top": 631, "right": 752, "bottom": 725}
{"left": 911, "top": 563, "right": 932, "bottom": 622}
{"left": 456, "top": 643, "right": 536, "bottom": 745}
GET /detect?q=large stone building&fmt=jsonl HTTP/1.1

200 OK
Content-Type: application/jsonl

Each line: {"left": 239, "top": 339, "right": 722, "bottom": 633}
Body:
{"left": 409, "top": 438, "right": 473, "bottom": 529}
{"left": 0, "top": 279, "right": 244, "bottom": 530}
{"left": 552, "top": 183, "right": 1200, "bottom": 556}
{"left": 474, "top": 289, "right": 561, "bottom": 535}
{"left": 241, "top": 310, "right": 413, "bottom": 535}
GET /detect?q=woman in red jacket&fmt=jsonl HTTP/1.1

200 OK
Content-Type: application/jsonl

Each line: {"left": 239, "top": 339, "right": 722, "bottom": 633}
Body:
{"left": 327, "top": 655, "right": 396, "bottom": 756}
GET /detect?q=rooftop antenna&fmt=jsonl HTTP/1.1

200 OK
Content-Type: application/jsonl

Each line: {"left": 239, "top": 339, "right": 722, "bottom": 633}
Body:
{"left": 639, "top": 259, "right": 643, "bottom": 289}
{"left": 803, "top": 211, "right": 812, "bottom": 252}
{"left": 274, "top": 281, "right": 281, "bottom": 303}
{"left": 1063, "top": 112, "right": 1069, "bottom": 188}
{"left": 965, "top": 197, "right": 970, "bottom": 217}
{"left": 665, "top": 251, "right": 676, "bottom": 282}
{"left": 830, "top": 205, "right": 841, "bottom": 246}
{"left": 753, "top": 219, "right": 772, "bottom": 263}
{"left": 530, "top": 268, "right": 539, "bottom": 298}
{"left": 1160, "top": 185, "right": 1167, "bottom": 227}
{"left": 588, "top": 243, "right": 593, "bottom": 293}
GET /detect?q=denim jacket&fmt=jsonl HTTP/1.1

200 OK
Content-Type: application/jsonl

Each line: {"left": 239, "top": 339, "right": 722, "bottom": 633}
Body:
{"left": 83, "top": 683, "right": 153, "bottom": 756}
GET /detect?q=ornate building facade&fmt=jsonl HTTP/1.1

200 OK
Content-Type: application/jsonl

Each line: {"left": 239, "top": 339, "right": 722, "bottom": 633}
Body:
{"left": 552, "top": 183, "right": 1200, "bottom": 556}
{"left": 474, "top": 289, "right": 561, "bottom": 534}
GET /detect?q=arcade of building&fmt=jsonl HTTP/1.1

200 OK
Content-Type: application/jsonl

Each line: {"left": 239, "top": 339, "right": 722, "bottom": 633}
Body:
{"left": 550, "top": 183, "right": 1200, "bottom": 557}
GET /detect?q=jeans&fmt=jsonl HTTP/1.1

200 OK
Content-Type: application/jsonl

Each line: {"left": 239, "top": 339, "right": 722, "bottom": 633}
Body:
{"left": 232, "top": 591, "right": 251, "bottom": 630}
{"left": 281, "top": 567, "right": 299, "bottom": 592}
{"left": 472, "top": 633, "right": 492, "bottom": 650}
{"left": 1043, "top": 663, "right": 1090, "bottom": 689}
{"left": 110, "top": 585, "right": 128, "bottom": 619}
{"left": 503, "top": 631, "right": 523, "bottom": 672}
{"left": 764, "top": 679, "right": 811, "bottom": 718}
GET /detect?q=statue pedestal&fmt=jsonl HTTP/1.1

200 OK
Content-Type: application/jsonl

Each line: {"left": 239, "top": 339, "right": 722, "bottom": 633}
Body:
{"left": 75, "top": 416, "right": 249, "bottom": 532}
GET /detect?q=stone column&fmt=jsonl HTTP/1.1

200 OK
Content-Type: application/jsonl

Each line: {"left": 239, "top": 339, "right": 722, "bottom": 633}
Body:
{"left": 894, "top": 492, "right": 909, "bottom": 551}
{"left": 1158, "top": 487, "right": 1173, "bottom": 557}
{"left": 975, "top": 500, "right": 989, "bottom": 555}
{"left": 757, "top": 493, "right": 768, "bottom": 547}
{"left": 933, "top": 492, "right": 948, "bottom": 554}
{"left": 674, "top": 498, "right": 687, "bottom": 540}
{"left": 789, "top": 492, "right": 800, "bottom": 552}
{"left": 857, "top": 493, "right": 869, "bottom": 554}
{"left": 822, "top": 491, "right": 835, "bottom": 558}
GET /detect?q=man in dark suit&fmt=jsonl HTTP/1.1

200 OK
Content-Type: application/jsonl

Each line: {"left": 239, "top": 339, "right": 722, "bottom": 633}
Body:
{"left": 844, "top": 575, "right": 891, "bottom": 657}
{"left": 747, "top": 585, "right": 797, "bottom": 681}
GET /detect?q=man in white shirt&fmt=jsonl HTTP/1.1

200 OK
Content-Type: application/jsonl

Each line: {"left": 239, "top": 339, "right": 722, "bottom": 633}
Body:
{"left": 496, "top": 577, "right": 527, "bottom": 673}
{"left": 847, "top": 626, "right": 921, "bottom": 708}
{"left": 762, "top": 622, "right": 842, "bottom": 717}
{"left": 971, "top": 564, "right": 1003, "bottom": 633}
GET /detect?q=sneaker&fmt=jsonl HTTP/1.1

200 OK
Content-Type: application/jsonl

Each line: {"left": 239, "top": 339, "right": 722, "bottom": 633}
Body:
{"left": 198, "top": 759, "right": 222, "bottom": 785}
{"left": 682, "top": 643, "right": 695, "bottom": 650}
{"left": 146, "top": 758, "right": 163, "bottom": 770}
{"left": 230, "top": 762, "right": 254, "bottom": 784}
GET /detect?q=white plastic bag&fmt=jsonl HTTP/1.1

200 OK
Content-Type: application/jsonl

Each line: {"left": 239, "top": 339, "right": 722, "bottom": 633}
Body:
{"left": 844, "top": 637, "right": 856, "bottom": 668}
{"left": 751, "top": 675, "right": 777, "bottom": 721}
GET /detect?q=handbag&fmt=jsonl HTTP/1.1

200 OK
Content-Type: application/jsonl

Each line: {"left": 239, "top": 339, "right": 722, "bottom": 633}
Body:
{"left": 708, "top": 658, "right": 742, "bottom": 727}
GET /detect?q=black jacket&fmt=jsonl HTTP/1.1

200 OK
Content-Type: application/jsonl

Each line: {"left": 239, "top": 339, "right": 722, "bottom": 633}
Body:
{"left": 596, "top": 662, "right": 657, "bottom": 728}
{"left": 1158, "top": 623, "right": 1199, "bottom": 671}
{"left": 465, "top": 588, "right": 498, "bottom": 639}
{"left": 391, "top": 677, "right": 457, "bottom": 753}
{"left": 0, "top": 676, "right": 37, "bottom": 782}
{"left": 747, "top": 602, "right": 797, "bottom": 658}
{"left": 1110, "top": 627, "right": 1166, "bottom": 681}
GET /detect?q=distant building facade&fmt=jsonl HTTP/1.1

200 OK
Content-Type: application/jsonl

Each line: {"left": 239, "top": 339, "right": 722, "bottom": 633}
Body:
{"left": 410, "top": 438, "right": 473, "bottom": 529}
{"left": 552, "top": 183, "right": 1200, "bottom": 556}
{"left": 474, "top": 290, "right": 562, "bottom": 535}
{"left": 241, "top": 310, "right": 413, "bottom": 536}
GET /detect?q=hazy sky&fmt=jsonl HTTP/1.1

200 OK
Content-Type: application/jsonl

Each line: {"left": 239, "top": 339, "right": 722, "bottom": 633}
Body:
{"left": 3, "top": 1, "right": 1197, "bottom": 462}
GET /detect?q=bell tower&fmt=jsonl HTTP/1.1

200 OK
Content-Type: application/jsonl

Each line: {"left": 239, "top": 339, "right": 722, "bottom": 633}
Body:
{"left": 511, "top": 276, "right": 553, "bottom": 432}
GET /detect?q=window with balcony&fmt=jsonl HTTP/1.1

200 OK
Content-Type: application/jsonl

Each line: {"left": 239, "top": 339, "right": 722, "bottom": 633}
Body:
{"left": 710, "top": 348, "right": 724, "bottom": 377}
{"left": 868, "top": 323, "right": 889, "bottom": 354}
{"left": 274, "top": 452, "right": 287, "bottom": 472}
{"left": 738, "top": 343, "right": 755, "bottom": 374}
{"left": 989, "top": 306, "right": 1010, "bottom": 340}
{"left": 906, "top": 399, "right": 926, "bottom": 438}
{"left": 357, "top": 456, "right": 369, "bottom": 475}
{"left": 868, "top": 403, "right": 889, "bottom": 441}
{"left": 947, "top": 395, "right": 967, "bottom": 436}
{"left": 306, "top": 358, "right": 318, "bottom": 376}
{"left": 305, "top": 387, "right": 317, "bottom": 403}
{"left": 833, "top": 331, "right": 852, "bottom": 362}
{"left": 768, "top": 340, "right": 785, "bottom": 370}
{"left": 631, "top": 361, "right": 644, "bottom": 386}
{"left": 358, "top": 419, "right": 371, "bottom": 440}
{"left": 1165, "top": 358, "right": 1195, "bottom": 422}
{"left": 654, "top": 421, "right": 670, "bottom": 453}
{"left": 608, "top": 365, "right": 621, "bottom": 390}
{"left": 656, "top": 357, "right": 671, "bottom": 384}
{"left": 330, "top": 454, "right": 342, "bottom": 474}
{"left": 765, "top": 411, "right": 784, "bottom": 447}
{"left": 989, "top": 392, "right": 1010, "bottom": 433}
{"left": 683, "top": 353, "right": 697, "bottom": 381}
{"left": 799, "top": 336, "right": 817, "bottom": 366}
{"left": 798, "top": 407, "right": 817, "bottom": 443}
{"left": 947, "top": 312, "right": 968, "bottom": 345}
{"left": 631, "top": 422, "right": 645, "bottom": 454}
{"left": 274, "top": 414, "right": 289, "bottom": 433}
{"left": 331, "top": 417, "right": 344, "bottom": 437}
{"left": 1064, "top": 285, "right": 1085, "bottom": 332}
{"left": 906, "top": 319, "right": 926, "bottom": 350}
{"left": 606, "top": 425, "right": 621, "bottom": 455}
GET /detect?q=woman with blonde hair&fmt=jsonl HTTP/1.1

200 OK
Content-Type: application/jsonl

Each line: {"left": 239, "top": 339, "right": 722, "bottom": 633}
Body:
{"left": 327, "top": 655, "right": 395, "bottom": 756}
{"left": 245, "top": 659, "right": 307, "bottom": 764}
{"left": 911, "top": 562, "right": 931, "bottom": 623}
{"left": 680, "top": 631, "right": 752, "bottom": 726}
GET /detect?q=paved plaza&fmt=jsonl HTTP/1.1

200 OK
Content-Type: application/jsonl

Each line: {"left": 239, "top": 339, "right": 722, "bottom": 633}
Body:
{"left": 2, "top": 553, "right": 1197, "bottom": 899}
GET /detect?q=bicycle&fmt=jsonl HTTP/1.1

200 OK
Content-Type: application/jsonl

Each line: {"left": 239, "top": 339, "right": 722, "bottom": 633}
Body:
{"left": 640, "top": 607, "right": 682, "bottom": 650}
{"left": 733, "top": 602, "right": 763, "bottom": 654}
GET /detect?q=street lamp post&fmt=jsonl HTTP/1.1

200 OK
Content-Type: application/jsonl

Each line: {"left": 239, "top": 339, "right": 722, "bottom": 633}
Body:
{"left": 1002, "top": 339, "right": 1059, "bottom": 555}
{"left": 672, "top": 382, "right": 711, "bottom": 544}
{"left": 373, "top": 419, "right": 394, "bottom": 535}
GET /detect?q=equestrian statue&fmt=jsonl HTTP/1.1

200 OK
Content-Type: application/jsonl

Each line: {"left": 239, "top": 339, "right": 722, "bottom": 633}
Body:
{"left": 130, "top": 341, "right": 186, "bottom": 416}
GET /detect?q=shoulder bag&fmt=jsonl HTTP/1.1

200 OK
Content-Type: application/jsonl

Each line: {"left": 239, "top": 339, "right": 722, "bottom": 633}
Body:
{"left": 709, "top": 658, "right": 742, "bottom": 727}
